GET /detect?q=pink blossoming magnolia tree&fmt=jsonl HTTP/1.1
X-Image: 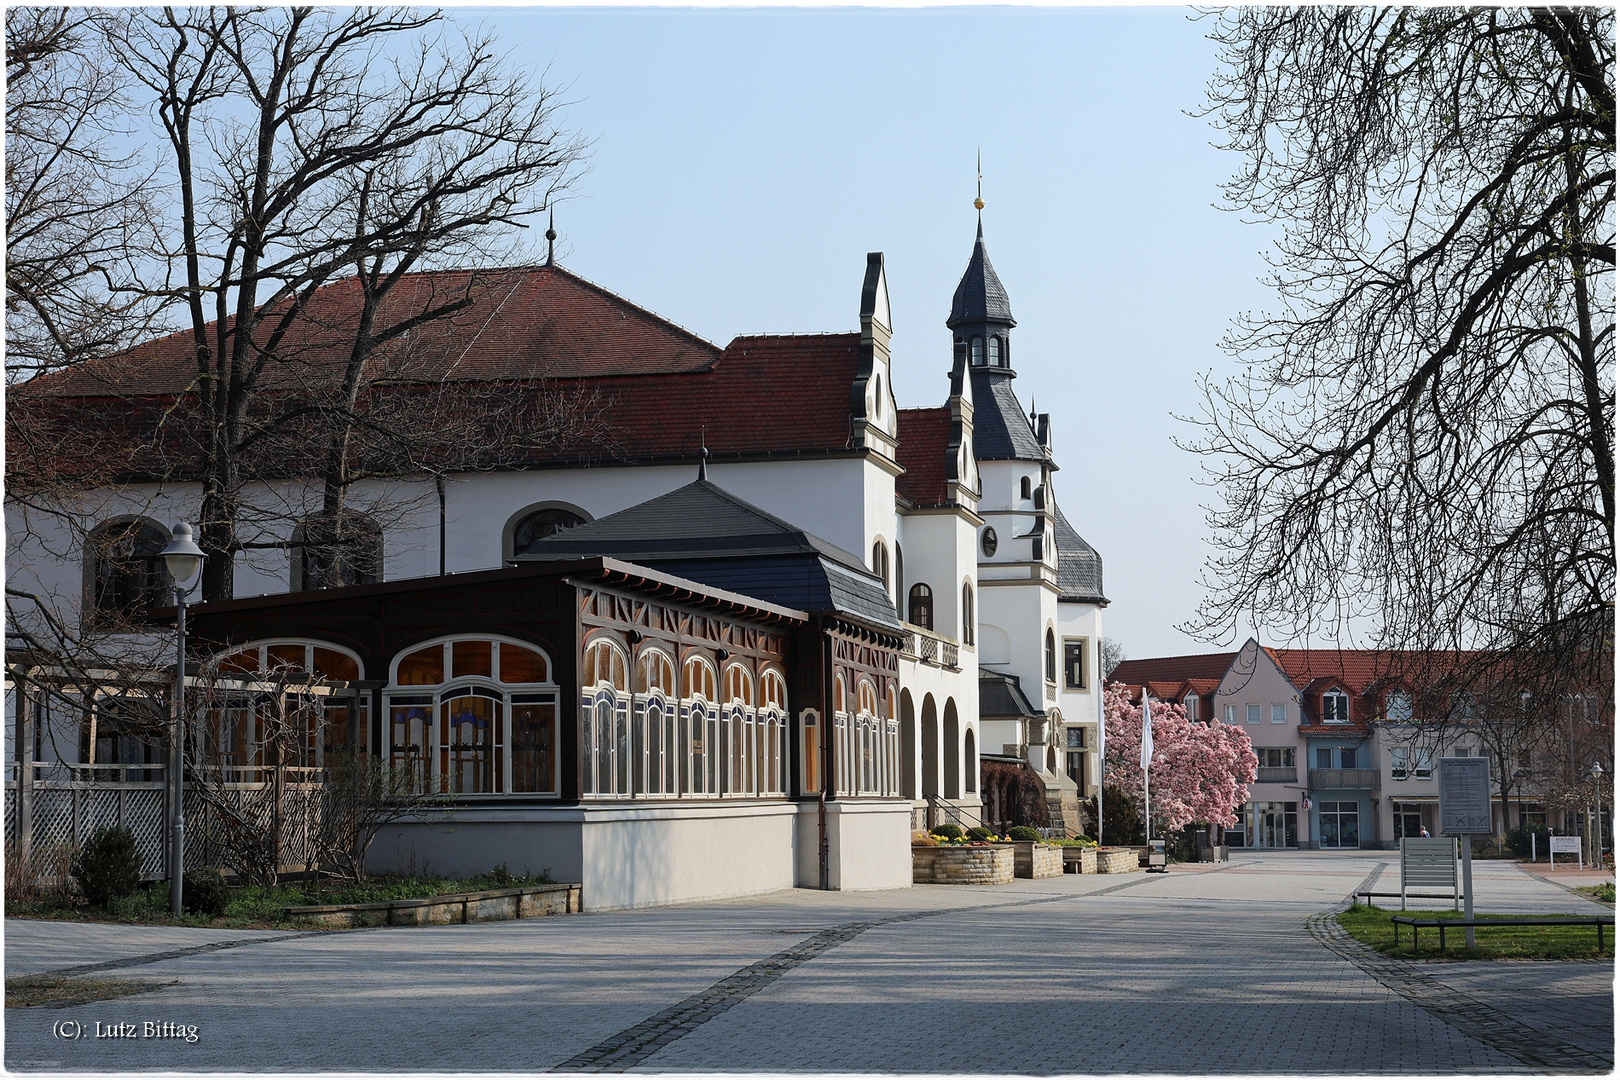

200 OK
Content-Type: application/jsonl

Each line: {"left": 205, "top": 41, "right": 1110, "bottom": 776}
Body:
{"left": 1102, "top": 683, "right": 1258, "bottom": 848}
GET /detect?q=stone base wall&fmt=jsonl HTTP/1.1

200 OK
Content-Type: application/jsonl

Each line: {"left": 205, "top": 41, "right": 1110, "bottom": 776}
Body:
{"left": 1012, "top": 842, "right": 1064, "bottom": 879}
{"left": 288, "top": 884, "right": 581, "bottom": 928}
{"left": 912, "top": 844, "right": 1014, "bottom": 885}
{"left": 1095, "top": 848, "right": 1140, "bottom": 874}
{"left": 1062, "top": 847, "right": 1099, "bottom": 874}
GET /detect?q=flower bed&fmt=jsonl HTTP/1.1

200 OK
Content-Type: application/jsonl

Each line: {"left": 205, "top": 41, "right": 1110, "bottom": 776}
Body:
{"left": 911, "top": 844, "right": 1014, "bottom": 885}
{"left": 1062, "top": 846, "right": 1099, "bottom": 874}
{"left": 1010, "top": 841, "right": 1064, "bottom": 879}
{"left": 1095, "top": 848, "right": 1140, "bottom": 874}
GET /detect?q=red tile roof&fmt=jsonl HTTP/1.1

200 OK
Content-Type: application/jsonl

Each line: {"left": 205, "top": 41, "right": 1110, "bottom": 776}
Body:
{"left": 9, "top": 265, "right": 872, "bottom": 480}
{"left": 19, "top": 266, "right": 722, "bottom": 399}
{"left": 1110, "top": 652, "right": 1239, "bottom": 688}
{"left": 895, "top": 407, "right": 950, "bottom": 506}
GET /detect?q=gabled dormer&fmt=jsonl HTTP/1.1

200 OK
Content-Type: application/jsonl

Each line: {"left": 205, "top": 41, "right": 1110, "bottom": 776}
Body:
{"left": 944, "top": 338, "right": 979, "bottom": 508}
{"left": 850, "top": 253, "right": 900, "bottom": 465}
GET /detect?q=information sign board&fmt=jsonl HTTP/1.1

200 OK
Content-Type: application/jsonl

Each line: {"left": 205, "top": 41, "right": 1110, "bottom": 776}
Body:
{"left": 1438, "top": 757, "right": 1493, "bottom": 834}
{"left": 1549, "top": 836, "right": 1582, "bottom": 854}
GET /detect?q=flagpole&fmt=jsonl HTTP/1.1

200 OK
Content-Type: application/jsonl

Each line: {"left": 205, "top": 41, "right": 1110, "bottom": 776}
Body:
{"left": 1096, "top": 659, "right": 1105, "bottom": 844}
{"left": 1141, "top": 695, "right": 1153, "bottom": 843}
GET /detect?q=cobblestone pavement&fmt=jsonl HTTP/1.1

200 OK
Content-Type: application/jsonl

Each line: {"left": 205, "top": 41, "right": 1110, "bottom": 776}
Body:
{"left": 4, "top": 851, "right": 1612, "bottom": 1073}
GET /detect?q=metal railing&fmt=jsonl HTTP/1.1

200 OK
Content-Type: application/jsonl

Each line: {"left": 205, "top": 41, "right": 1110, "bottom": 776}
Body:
{"left": 1256, "top": 766, "right": 1297, "bottom": 784}
{"left": 1308, "top": 768, "right": 1380, "bottom": 790}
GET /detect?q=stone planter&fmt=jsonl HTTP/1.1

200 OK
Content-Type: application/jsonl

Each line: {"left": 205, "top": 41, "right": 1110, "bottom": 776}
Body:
{"left": 1197, "top": 844, "right": 1230, "bottom": 863}
{"left": 912, "top": 844, "right": 1014, "bottom": 885}
{"left": 1011, "top": 841, "right": 1064, "bottom": 879}
{"left": 1094, "top": 848, "right": 1140, "bottom": 874}
{"left": 285, "top": 884, "right": 581, "bottom": 928}
{"left": 1062, "top": 846, "right": 1099, "bottom": 874}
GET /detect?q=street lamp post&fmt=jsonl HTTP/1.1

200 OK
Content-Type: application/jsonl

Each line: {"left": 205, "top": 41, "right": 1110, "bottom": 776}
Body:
{"left": 160, "top": 522, "right": 205, "bottom": 917}
{"left": 1511, "top": 767, "right": 1527, "bottom": 836}
{"left": 1588, "top": 762, "right": 1604, "bottom": 868}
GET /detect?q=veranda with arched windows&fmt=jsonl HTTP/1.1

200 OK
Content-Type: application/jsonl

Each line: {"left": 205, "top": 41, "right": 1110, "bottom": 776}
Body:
{"left": 578, "top": 632, "right": 788, "bottom": 800}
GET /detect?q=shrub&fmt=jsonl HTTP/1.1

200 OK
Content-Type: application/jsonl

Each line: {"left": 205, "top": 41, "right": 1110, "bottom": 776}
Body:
{"left": 911, "top": 832, "right": 939, "bottom": 847}
{"left": 930, "top": 823, "right": 964, "bottom": 840}
{"left": 1008, "top": 826, "right": 1042, "bottom": 842}
{"left": 71, "top": 826, "right": 143, "bottom": 909}
{"left": 966, "top": 827, "right": 996, "bottom": 842}
{"left": 183, "top": 867, "right": 231, "bottom": 916}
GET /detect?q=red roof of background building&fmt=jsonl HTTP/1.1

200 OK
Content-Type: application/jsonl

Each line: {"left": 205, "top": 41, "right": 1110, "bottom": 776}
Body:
{"left": 895, "top": 407, "right": 950, "bottom": 506}
{"left": 1110, "top": 652, "right": 1239, "bottom": 689}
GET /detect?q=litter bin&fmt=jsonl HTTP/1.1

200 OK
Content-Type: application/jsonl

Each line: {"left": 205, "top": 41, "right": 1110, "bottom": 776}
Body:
{"left": 1147, "top": 837, "right": 1168, "bottom": 873}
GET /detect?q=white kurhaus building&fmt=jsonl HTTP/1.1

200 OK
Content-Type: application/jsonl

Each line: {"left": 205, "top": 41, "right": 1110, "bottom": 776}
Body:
{"left": 6, "top": 218, "right": 1106, "bottom": 908}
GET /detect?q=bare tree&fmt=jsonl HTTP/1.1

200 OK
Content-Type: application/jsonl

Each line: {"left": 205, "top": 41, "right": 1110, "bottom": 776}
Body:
{"left": 1097, "top": 636, "right": 1126, "bottom": 680}
{"left": 104, "top": 7, "right": 586, "bottom": 600}
{"left": 1185, "top": 10, "right": 1614, "bottom": 700}
{"left": 5, "top": 8, "right": 160, "bottom": 380}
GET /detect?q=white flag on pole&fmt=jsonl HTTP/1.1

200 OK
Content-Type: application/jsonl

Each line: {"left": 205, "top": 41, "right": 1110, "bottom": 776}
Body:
{"left": 1140, "top": 697, "right": 1154, "bottom": 772}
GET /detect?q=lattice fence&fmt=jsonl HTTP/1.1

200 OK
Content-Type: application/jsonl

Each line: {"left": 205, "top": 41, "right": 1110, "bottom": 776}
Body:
{"left": 7, "top": 765, "right": 331, "bottom": 881}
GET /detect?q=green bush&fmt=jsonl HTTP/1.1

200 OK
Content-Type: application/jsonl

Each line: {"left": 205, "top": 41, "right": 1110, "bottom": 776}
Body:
{"left": 1504, "top": 825, "right": 1553, "bottom": 859}
{"left": 1008, "top": 826, "right": 1042, "bottom": 842}
{"left": 71, "top": 826, "right": 143, "bottom": 909}
{"left": 930, "top": 823, "right": 963, "bottom": 840}
{"left": 183, "top": 867, "right": 230, "bottom": 916}
{"left": 966, "top": 827, "right": 996, "bottom": 842}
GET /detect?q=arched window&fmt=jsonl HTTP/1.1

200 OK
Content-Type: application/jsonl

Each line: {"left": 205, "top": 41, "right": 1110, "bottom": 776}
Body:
{"left": 511, "top": 506, "right": 587, "bottom": 558}
{"left": 86, "top": 519, "right": 169, "bottom": 625}
{"left": 872, "top": 539, "right": 889, "bottom": 592}
{"left": 908, "top": 584, "right": 933, "bottom": 630}
{"left": 856, "top": 680, "right": 879, "bottom": 794}
{"left": 384, "top": 635, "right": 557, "bottom": 797}
{"left": 970, "top": 337, "right": 985, "bottom": 366}
{"left": 684, "top": 655, "right": 719, "bottom": 796}
{"left": 637, "top": 650, "right": 675, "bottom": 696}
{"left": 1020, "top": 475, "right": 1032, "bottom": 500}
{"left": 760, "top": 669, "right": 787, "bottom": 796}
{"left": 292, "top": 510, "right": 381, "bottom": 591}
{"left": 1045, "top": 629, "right": 1057, "bottom": 684}
{"left": 582, "top": 638, "right": 629, "bottom": 691}
{"left": 961, "top": 583, "right": 975, "bottom": 645}
{"left": 205, "top": 639, "right": 368, "bottom": 767}
{"left": 987, "top": 336, "right": 1001, "bottom": 366}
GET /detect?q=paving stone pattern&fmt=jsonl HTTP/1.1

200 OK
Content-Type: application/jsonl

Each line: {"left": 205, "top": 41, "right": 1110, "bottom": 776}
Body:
{"left": 4, "top": 852, "right": 1611, "bottom": 1074}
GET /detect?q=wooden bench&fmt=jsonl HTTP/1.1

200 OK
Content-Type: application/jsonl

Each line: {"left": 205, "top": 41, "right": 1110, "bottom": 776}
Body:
{"left": 1389, "top": 914, "right": 1615, "bottom": 954}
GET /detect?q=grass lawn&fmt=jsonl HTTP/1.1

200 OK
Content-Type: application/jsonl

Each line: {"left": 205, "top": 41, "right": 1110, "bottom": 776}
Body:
{"left": 1338, "top": 903, "right": 1614, "bottom": 960}
{"left": 6, "top": 868, "right": 555, "bottom": 932}
{"left": 5, "top": 974, "right": 176, "bottom": 1009}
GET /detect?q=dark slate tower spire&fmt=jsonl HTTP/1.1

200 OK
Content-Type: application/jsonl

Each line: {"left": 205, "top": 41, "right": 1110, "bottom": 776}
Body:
{"left": 950, "top": 211, "right": 1043, "bottom": 461}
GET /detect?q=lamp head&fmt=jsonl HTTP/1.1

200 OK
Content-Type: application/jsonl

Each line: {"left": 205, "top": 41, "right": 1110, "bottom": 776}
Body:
{"left": 1590, "top": 762, "right": 1605, "bottom": 781}
{"left": 160, "top": 522, "right": 206, "bottom": 586}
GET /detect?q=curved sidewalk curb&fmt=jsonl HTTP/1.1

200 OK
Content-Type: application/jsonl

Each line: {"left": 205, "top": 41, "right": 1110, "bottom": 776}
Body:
{"left": 1306, "top": 908, "right": 1612, "bottom": 1074}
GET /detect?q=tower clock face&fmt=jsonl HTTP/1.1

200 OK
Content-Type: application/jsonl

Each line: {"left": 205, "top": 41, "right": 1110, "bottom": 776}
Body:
{"left": 981, "top": 527, "right": 998, "bottom": 558}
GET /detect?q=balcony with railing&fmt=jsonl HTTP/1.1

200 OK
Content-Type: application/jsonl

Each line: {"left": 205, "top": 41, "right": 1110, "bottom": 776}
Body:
{"left": 1255, "top": 766, "right": 1297, "bottom": 784}
{"left": 1308, "top": 768, "right": 1380, "bottom": 790}
{"left": 902, "top": 627, "right": 961, "bottom": 672}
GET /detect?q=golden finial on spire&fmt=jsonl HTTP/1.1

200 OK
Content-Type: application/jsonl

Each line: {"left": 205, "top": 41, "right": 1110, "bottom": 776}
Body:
{"left": 974, "top": 149, "right": 985, "bottom": 211}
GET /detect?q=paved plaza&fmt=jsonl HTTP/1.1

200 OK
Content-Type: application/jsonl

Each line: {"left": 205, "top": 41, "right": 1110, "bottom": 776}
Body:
{"left": 4, "top": 851, "right": 1613, "bottom": 1073}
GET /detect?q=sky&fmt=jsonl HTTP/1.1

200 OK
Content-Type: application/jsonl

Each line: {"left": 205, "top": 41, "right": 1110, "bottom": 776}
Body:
{"left": 460, "top": 5, "right": 1282, "bottom": 662}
